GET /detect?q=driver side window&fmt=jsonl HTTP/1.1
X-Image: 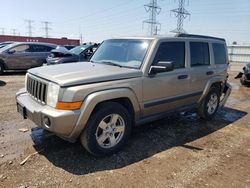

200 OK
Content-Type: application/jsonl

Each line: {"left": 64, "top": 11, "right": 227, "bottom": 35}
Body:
{"left": 152, "top": 42, "right": 185, "bottom": 69}
{"left": 10, "top": 45, "right": 31, "bottom": 53}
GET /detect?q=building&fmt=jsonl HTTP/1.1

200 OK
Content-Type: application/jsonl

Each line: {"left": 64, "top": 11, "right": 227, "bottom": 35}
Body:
{"left": 0, "top": 35, "right": 80, "bottom": 46}
{"left": 228, "top": 45, "right": 250, "bottom": 63}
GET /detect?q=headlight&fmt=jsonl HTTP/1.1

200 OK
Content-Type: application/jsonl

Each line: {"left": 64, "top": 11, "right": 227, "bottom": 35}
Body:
{"left": 46, "top": 82, "right": 60, "bottom": 107}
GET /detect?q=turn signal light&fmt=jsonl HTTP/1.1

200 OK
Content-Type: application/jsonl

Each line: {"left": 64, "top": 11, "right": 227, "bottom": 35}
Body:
{"left": 56, "top": 101, "right": 82, "bottom": 110}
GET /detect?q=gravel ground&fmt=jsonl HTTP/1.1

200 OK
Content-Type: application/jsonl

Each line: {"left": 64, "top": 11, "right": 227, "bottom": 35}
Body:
{"left": 0, "top": 71, "right": 250, "bottom": 188}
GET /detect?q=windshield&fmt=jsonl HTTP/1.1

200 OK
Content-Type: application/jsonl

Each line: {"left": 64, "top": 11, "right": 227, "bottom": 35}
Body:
{"left": 0, "top": 43, "right": 17, "bottom": 53}
{"left": 90, "top": 39, "right": 151, "bottom": 69}
{"left": 69, "top": 45, "right": 91, "bottom": 55}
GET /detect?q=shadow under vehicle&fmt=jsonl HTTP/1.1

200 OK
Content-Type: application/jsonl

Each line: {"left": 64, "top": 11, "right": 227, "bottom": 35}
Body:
{"left": 30, "top": 107, "right": 247, "bottom": 175}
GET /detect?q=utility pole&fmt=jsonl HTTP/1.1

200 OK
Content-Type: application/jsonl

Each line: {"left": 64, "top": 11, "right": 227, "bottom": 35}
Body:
{"left": 80, "top": 33, "right": 83, "bottom": 44}
{"left": 143, "top": 0, "right": 161, "bottom": 36}
{"left": 25, "top": 19, "right": 34, "bottom": 37}
{"left": 0, "top": 28, "right": 5, "bottom": 35}
{"left": 41, "top": 21, "right": 52, "bottom": 38}
{"left": 171, "top": 0, "right": 190, "bottom": 34}
{"left": 11, "top": 29, "right": 18, "bottom": 36}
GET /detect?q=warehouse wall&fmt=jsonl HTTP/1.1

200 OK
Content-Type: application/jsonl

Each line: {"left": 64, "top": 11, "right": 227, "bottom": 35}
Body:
{"left": 228, "top": 45, "right": 250, "bottom": 63}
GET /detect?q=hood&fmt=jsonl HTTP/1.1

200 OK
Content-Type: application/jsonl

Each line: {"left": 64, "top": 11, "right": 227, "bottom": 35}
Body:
{"left": 28, "top": 62, "right": 142, "bottom": 87}
{"left": 52, "top": 46, "right": 70, "bottom": 54}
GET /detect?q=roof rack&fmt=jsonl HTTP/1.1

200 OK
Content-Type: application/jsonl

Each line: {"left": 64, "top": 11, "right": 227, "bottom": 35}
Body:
{"left": 176, "top": 33, "right": 225, "bottom": 42}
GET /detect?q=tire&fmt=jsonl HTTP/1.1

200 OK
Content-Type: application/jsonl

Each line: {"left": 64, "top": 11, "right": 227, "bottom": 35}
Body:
{"left": 198, "top": 87, "right": 220, "bottom": 120}
{"left": 0, "top": 63, "right": 4, "bottom": 75}
{"left": 80, "top": 102, "right": 132, "bottom": 157}
{"left": 240, "top": 77, "right": 246, "bottom": 85}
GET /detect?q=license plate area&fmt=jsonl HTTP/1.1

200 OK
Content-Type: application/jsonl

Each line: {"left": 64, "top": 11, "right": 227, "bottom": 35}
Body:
{"left": 17, "top": 103, "right": 27, "bottom": 119}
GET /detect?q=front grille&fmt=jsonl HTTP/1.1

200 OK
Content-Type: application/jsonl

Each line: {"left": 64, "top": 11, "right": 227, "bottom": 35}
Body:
{"left": 26, "top": 75, "right": 47, "bottom": 103}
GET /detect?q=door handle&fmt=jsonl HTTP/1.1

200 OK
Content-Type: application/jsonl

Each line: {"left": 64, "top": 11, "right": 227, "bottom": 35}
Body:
{"left": 206, "top": 71, "right": 214, "bottom": 75}
{"left": 178, "top": 75, "right": 188, "bottom": 79}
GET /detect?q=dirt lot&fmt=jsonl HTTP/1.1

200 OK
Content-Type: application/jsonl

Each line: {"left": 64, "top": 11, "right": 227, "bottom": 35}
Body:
{"left": 0, "top": 71, "right": 250, "bottom": 188}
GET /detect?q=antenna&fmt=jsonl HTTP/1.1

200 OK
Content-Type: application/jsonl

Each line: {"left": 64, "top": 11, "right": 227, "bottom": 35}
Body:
{"left": 143, "top": 0, "right": 162, "bottom": 36}
{"left": 171, "top": 0, "right": 190, "bottom": 34}
{"left": 25, "top": 19, "right": 35, "bottom": 37}
{"left": 41, "top": 21, "right": 52, "bottom": 38}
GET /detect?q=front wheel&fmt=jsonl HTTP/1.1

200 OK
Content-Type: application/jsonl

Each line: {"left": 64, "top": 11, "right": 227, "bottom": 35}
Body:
{"left": 198, "top": 87, "right": 220, "bottom": 120}
{"left": 0, "top": 64, "right": 4, "bottom": 75}
{"left": 80, "top": 102, "right": 132, "bottom": 156}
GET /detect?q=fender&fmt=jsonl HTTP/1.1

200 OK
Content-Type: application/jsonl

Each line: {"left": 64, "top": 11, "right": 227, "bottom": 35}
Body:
{"left": 69, "top": 88, "right": 141, "bottom": 138}
{"left": 0, "top": 59, "right": 7, "bottom": 70}
{"left": 198, "top": 76, "right": 225, "bottom": 103}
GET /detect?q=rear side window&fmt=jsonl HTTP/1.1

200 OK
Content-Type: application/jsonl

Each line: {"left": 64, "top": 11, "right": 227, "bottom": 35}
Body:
{"left": 31, "top": 45, "right": 54, "bottom": 52}
{"left": 153, "top": 42, "right": 185, "bottom": 69}
{"left": 213, "top": 43, "right": 227, "bottom": 64}
{"left": 190, "top": 42, "right": 210, "bottom": 66}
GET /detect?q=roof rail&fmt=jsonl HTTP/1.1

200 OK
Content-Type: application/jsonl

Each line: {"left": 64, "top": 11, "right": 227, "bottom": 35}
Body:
{"left": 176, "top": 33, "right": 225, "bottom": 42}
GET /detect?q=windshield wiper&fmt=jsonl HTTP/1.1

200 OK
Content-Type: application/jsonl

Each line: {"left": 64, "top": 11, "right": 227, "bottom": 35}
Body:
{"left": 93, "top": 61, "right": 123, "bottom": 68}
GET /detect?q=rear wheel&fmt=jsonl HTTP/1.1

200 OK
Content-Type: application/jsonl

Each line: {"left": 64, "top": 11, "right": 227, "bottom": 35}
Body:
{"left": 198, "top": 87, "right": 220, "bottom": 120}
{"left": 80, "top": 102, "right": 132, "bottom": 156}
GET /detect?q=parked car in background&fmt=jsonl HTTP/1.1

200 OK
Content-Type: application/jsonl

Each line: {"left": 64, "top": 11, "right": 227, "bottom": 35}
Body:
{"left": 64, "top": 45, "right": 76, "bottom": 50}
{"left": 46, "top": 43, "right": 99, "bottom": 65}
{"left": 0, "top": 42, "right": 56, "bottom": 74}
{"left": 235, "top": 62, "right": 250, "bottom": 85}
{"left": 0, "top": 41, "right": 14, "bottom": 49}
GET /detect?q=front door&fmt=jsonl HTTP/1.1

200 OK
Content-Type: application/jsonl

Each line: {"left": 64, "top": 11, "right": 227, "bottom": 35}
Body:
{"left": 142, "top": 41, "right": 194, "bottom": 117}
{"left": 5, "top": 44, "right": 34, "bottom": 69}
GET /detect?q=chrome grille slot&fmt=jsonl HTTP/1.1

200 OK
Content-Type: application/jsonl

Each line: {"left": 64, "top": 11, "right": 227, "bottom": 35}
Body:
{"left": 26, "top": 75, "right": 47, "bottom": 103}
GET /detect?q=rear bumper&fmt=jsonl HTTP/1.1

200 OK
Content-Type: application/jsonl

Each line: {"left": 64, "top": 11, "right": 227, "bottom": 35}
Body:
{"left": 219, "top": 82, "right": 232, "bottom": 107}
{"left": 16, "top": 88, "right": 80, "bottom": 137}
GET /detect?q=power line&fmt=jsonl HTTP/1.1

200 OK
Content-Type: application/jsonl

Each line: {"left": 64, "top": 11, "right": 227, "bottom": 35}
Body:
{"left": 143, "top": 0, "right": 162, "bottom": 36}
{"left": 171, "top": 0, "right": 190, "bottom": 34}
{"left": 41, "top": 21, "right": 52, "bottom": 38}
{"left": 25, "top": 19, "right": 34, "bottom": 37}
{"left": 57, "top": 0, "right": 136, "bottom": 25}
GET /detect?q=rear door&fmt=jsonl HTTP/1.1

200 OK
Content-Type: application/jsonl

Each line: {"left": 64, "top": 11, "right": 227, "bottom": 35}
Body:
{"left": 188, "top": 41, "right": 215, "bottom": 93}
{"left": 212, "top": 42, "right": 228, "bottom": 78}
{"left": 28, "top": 44, "right": 54, "bottom": 67}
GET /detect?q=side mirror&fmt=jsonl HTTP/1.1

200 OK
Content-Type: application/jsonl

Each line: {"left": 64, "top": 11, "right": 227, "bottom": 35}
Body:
{"left": 7, "top": 49, "right": 15, "bottom": 54}
{"left": 149, "top": 61, "right": 174, "bottom": 75}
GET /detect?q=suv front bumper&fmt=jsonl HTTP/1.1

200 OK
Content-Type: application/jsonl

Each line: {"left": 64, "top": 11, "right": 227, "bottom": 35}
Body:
{"left": 16, "top": 88, "right": 80, "bottom": 137}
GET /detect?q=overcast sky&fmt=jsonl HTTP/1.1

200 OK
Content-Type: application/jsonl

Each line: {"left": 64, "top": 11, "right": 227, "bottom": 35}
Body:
{"left": 1, "top": 0, "right": 250, "bottom": 44}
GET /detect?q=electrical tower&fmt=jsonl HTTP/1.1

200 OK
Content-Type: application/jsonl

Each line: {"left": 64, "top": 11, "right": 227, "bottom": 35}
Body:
{"left": 11, "top": 29, "right": 18, "bottom": 36}
{"left": 41, "top": 21, "right": 52, "bottom": 38}
{"left": 171, "top": 0, "right": 190, "bottom": 34}
{"left": 143, "top": 0, "right": 161, "bottom": 36}
{"left": 25, "top": 19, "right": 34, "bottom": 37}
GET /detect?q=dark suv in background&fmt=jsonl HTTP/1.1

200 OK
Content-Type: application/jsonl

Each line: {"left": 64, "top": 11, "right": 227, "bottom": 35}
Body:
{"left": 46, "top": 43, "right": 99, "bottom": 65}
{"left": 0, "top": 42, "right": 56, "bottom": 74}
